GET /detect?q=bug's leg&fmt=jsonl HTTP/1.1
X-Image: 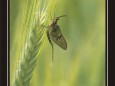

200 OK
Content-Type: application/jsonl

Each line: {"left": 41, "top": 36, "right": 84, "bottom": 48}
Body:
{"left": 47, "top": 30, "right": 54, "bottom": 62}
{"left": 54, "top": 13, "right": 55, "bottom": 20}
{"left": 50, "top": 13, "right": 53, "bottom": 21}
{"left": 41, "top": 25, "right": 49, "bottom": 29}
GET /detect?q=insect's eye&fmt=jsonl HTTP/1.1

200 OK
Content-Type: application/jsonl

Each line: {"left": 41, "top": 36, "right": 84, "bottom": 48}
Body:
{"left": 57, "top": 18, "right": 59, "bottom": 20}
{"left": 50, "top": 22, "right": 54, "bottom": 26}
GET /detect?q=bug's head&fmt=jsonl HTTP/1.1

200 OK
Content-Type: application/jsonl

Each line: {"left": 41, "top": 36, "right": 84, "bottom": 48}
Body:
{"left": 55, "top": 15, "right": 66, "bottom": 22}
{"left": 51, "top": 15, "right": 66, "bottom": 26}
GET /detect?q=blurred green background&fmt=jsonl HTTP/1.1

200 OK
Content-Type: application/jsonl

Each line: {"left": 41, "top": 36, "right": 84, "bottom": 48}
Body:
{"left": 10, "top": 0, "right": 105, "bottom": 86}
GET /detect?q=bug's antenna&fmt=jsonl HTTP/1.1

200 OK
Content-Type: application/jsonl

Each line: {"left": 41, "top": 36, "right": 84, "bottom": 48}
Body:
{"left": 47, "top": 30, "right": 54, "bottom": 62}
{"left": 58, "top": 15, "right": 67, "bottom": 18}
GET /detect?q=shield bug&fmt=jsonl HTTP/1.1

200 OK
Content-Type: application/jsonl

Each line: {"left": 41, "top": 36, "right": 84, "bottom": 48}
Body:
{"left": 46, "top": 15, "right": 67, "bottom": 61}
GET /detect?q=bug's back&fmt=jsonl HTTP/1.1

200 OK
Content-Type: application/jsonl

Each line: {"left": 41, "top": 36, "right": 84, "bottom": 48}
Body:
{"left": 49, "top": 24, "right": 67, "bottom": 50}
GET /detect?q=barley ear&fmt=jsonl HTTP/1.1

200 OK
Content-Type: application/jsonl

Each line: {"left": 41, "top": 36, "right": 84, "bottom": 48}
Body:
{"left": 13, "top": 0, "right": 56, "bottom": 86}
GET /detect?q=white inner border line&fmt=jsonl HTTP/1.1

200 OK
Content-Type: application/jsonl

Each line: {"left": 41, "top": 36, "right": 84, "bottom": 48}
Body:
{"left": 107, "top": 0, "right": 108, "bottom": 86}
{"left": 7, "top": 0, "right": 8, "bottom": 85}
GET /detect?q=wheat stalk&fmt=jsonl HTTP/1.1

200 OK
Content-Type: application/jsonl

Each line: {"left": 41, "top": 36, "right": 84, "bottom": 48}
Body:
{"left": 13, "top": 0, "right": 56, "bottom": 86}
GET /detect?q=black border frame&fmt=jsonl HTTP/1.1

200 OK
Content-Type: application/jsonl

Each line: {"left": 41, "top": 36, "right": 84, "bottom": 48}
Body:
{"left": 1, "top": 0, "right": 8, "bottom": 85}
{"left": 0, "top": 0, "right": 113, "bottom": 86}
{"left": 108, "top": 0, "right": 115, "bottom": 86}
